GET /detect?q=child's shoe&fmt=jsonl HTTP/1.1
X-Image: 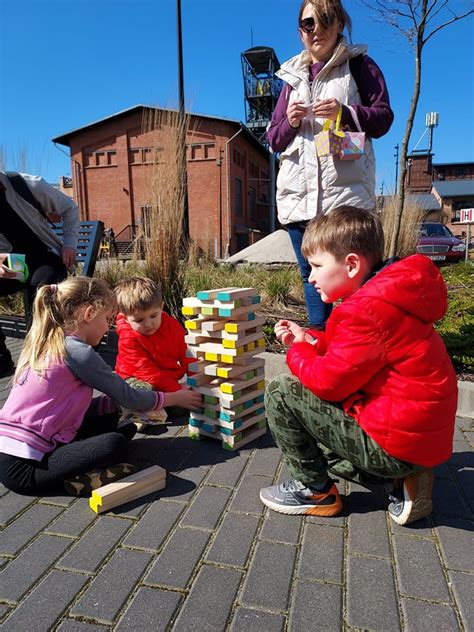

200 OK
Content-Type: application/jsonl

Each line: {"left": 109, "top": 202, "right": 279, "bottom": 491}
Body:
{"left": 259, "top": 478, "right": 342, "bottom": 516}
{"left": 387, "top": 469, "right": 433, "bottom": 525}
{"left": 64, "top": 463, "right": 139, "bottom": 497}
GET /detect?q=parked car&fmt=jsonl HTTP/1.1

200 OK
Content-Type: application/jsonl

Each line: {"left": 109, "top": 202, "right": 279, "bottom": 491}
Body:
{"left": 417, "top": 222, "right": 466, "bottom": 263}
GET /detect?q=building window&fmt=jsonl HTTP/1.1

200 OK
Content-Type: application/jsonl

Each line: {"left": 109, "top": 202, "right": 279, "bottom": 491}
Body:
{"left": 235, "top": 178, "right": 243, "bottom": 217}
{"left": 204, "top": 144, "right": 215, "bottom": 159}
{"left": 249, "top": 187, "right": 256, "bottom": 220}
{"left": 233, "top": 148, "right": 245, "bottom": 169}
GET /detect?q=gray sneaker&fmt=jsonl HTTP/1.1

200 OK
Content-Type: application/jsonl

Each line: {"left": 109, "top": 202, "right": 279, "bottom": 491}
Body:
{"left": 387, "top": 469, "right": 433, "bottom": 525}
{"left": 259, "top": 478, "right": 342, "bottom": 516}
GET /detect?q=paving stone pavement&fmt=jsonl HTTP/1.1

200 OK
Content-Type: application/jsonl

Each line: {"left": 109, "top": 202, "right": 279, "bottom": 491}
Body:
{"left": 0, "top": 337, "right": 473, "bottom": 631}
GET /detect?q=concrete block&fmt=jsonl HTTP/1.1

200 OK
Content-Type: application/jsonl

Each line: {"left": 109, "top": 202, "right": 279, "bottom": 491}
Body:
{"left": 145, "top": 527, "right": 210, "bottom": 589}
{"left": 0, "top": 503, "right": 63, "bottom": 555}
{"left": 347, "top": 554, "right": 400, "bottom": 631}
{"left": 58, "top": 515, "right": 133, "bottom": 573}
{"left": 180, "top": 485, "right": 232, "bottom": 530}
{"left": 115, "top": 586, "right": 181, "bottom": 631}
{"left": 70, "top": 548, "right": 152, "bottom": 624}
{"left": 298, "top": 523, "right": 344, "bottom": 583}
{"left": 229, "top": 473, "right": 273, "bottom": 515}
{"left": 435, "top": 517, "right": 474, "bottom": 572}
{"left": 0, "top": 493, "right": 36, "bottom": 527}
{"left": 260, "top": 510, "right": 303, "bottom": 545}
{"left": 206, "top": 512, "right": 260, "bottom": 567}
{"left": 401, "top": 598, "right": 459, "bottom": 632}
{"left": 240, "top": 540, "right": 297, "bottom": 611}
{"left": 230, "top": 607, "right": 285, "bottom": 631}
{"left": 290, "top": 580, "right": 342, "bottom": 632}
{"left": 393, "top": 536, "right": 451, "bottom": 602}
{"left": 172, "top": 565, "right": 242, "bottom": 632}
{"left": 348, "top": 509, "right": 390, "bottom": 558}
{"left": 0, "top": 534, "right": 71, "bottom": 602}
{"left": 448, "top": 570, "right": 474, "bottom": 629}
{"left": 123, "top": 499, "right": 186, "bottom": 550}
{"left": 0, "top": 569, "right": 88, "bottom": 632}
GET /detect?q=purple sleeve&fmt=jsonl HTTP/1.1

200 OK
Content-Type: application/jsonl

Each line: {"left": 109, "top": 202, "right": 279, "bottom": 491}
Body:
{"left": 340, "top": 55, "right": 394, "bottom": 139}
{"left": 266, "top": 83, "right": 301, "bottom": 152}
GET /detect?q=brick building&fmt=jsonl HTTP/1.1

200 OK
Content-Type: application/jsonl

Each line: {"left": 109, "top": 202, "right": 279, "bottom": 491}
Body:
{"left": 406, "top": 153, "right": 474, "bottom": 231}
{"left": 52, "top": 105, "right": 273, "bottom": 257}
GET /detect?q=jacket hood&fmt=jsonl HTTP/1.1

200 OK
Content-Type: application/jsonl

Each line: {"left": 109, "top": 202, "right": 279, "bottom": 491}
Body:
{"left": 277, "top": 38, "right": 368, "bottom": 85}
{"left": 360, "top": 255, "right": 448, "bottom": 323}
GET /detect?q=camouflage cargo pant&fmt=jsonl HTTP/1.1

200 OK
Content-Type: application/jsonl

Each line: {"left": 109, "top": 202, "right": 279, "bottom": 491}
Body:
{"left": 265, "top": 374, "right": 421, "bottom": 486}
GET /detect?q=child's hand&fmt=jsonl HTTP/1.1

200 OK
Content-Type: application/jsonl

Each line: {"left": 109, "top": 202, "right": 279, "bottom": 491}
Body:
{"left": 164, "top": 387, "right": 202, "bottom": 410}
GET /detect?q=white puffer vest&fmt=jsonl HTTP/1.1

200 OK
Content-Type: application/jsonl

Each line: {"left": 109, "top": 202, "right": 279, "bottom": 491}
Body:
{"left": 276, "top": 40, "right": 376, "bottom": 225}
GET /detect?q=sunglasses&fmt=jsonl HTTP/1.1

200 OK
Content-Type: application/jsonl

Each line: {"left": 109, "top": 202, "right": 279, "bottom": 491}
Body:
{"left": 299, "top": 17, "right": 317, "bottom": 33}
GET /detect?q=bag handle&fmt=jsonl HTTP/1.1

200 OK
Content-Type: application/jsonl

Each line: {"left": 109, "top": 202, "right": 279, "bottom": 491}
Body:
{"left": 322, "top": 105, "right": 344, "bottom": 137}
{"left": 346, "top": 105, "right": 363, "bottom": 133}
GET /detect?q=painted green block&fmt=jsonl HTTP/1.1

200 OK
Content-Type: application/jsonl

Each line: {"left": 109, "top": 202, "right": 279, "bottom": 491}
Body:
{"left": 204, "top": 408, "right": 218, "bottom": 419}
{"left": 189, "top": 432, "right": 201, "bottom": 441}
{"left": 204, "top": 395, "right": 218, "bottom": 404}
{"left": 202, "top": 306, "right": 215, "bottom": 315}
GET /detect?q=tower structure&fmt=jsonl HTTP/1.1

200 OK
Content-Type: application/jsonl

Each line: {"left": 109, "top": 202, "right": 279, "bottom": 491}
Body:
{"left": 241, "top": 47, "right": 283, "bottom": 145}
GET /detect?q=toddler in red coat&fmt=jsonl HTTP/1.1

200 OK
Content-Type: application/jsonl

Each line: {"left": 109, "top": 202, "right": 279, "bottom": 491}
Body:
{"left": 114, "top": 277, "right": 198, "bottom": 419}
{"left": 260, "top": 207, "right": 457, "bottom": 525}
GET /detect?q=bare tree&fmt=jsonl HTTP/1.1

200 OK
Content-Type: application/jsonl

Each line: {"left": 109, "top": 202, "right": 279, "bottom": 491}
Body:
{"left": 362, "top": 0, "right": 473, "bottom": 256}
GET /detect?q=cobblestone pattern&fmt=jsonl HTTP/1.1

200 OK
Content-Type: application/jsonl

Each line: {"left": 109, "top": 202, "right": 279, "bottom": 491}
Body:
{"left": 0, "top": 339, "right": 473, "bottom": 630}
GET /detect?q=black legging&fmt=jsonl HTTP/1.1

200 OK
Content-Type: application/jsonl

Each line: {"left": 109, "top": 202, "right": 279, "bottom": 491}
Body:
{"left": 0, "top": 413, "right": 137, "bottom": 496}
{"left": 0, "top": 252, "right": 68, "bottom": 355}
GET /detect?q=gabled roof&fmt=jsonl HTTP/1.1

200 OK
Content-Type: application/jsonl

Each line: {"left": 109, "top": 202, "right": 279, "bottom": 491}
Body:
{"left": 52, "top": 104, "right": 269, "bottom": 157}
{"left": 411, "top": 193, "right": 441, "bottom": 210}
{"left": 432, "top": 179, "right": 474, "bottom": 198}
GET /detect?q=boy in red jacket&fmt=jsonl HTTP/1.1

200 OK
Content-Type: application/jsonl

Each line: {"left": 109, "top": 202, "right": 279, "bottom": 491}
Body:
{"left": 260, "top": 207, "right": 457, "bottom": 525}
{"left": 114, "top": 277, "right": 195, "bottom": 410}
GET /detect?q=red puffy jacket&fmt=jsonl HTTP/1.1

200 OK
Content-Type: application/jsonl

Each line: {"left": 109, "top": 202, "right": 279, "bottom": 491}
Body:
{"left": 115, "top": 311, "right": 194, "bottom": 392}
{"left": 287, "top": 255, "right": 458, "bottom": 467}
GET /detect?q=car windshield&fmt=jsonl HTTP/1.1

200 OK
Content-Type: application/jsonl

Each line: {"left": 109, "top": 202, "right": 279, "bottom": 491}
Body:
{"left": 419, "top": 224, "right": 453, "bottom": 238}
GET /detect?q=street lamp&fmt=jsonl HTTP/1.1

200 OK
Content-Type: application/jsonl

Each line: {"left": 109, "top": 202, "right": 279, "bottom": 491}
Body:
{"left": 176, "top": 0, "right": 189, "bottom": 245}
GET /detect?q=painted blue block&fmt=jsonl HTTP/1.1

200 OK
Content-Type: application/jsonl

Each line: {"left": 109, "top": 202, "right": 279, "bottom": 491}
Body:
{"left": 243, "top": 399, "right": 254, "bottom": 409}
{"left": 255, "top": 395, "right": 265, "bottom": 403}
{"left": 202, "top": 423, "right": 215, "bottom": 433}
{"left": 255, "top": 407, "right": 265, "bottom": 416}
{"left": 248, "top": 312, "right": 256, "bottom": 320}
{"left": 220, "top": 411, "right": 231, "bottom": 421}
{"left": 252, "top": 295, "right": 261, "bottom": 304}
{"left": 189, "top": 418, "right": 201, "bottom": 428}
{"left": 196, "top": 290, "right": 211, "bottom": 300}
{"left": 187, "top": 377, "right": 198, "bottom": 386}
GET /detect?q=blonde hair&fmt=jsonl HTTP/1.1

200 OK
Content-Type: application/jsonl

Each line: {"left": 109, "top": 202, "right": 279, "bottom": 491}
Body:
{"left": 15, "top": 277, "right": 116, "bottom": 379}
{"left": 298, "top": 0, "right": 352, "bottom": 38}
{"left": 114, "top": 276, "right": 163, "bottom": 315}
{"left": 301, "top": 207, "right": 384, "bottom": 265}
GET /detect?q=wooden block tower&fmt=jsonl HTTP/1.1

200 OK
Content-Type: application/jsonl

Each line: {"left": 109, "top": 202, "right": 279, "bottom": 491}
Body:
{"left": 182, "top": 287, "right": 266, "bottom": 450}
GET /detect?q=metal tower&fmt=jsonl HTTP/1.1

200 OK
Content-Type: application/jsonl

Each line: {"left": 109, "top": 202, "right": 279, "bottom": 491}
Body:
{"left": 241, "top": 46, "right": 283, "bottom": 144}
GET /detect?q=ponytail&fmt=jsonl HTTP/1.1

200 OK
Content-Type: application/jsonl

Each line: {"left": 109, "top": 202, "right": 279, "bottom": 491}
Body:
{"left": 14, "top": 277, "right": 115, "bottom": 380}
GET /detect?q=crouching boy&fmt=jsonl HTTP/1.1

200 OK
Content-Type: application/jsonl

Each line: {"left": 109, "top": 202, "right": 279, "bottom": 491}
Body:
{"left": 260, "top": 207, "right": 457, "bottom": 525}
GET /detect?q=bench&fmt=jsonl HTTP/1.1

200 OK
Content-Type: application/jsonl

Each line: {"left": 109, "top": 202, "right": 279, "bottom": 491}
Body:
{"left": 0, "top": 220, "right": 104, "bottom": 338}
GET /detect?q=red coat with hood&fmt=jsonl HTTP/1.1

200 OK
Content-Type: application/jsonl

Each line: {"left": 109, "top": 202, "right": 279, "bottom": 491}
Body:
{"left": 115, "top": 311, "right": 193, "bottom": 392}
{"left": 287, "top": 255, "right": 457, "bottom": 467}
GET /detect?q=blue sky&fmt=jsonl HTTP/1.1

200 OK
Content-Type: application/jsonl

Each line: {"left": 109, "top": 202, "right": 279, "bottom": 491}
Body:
{"left": 1, "top": 0, "right": 473, "bottom": 192}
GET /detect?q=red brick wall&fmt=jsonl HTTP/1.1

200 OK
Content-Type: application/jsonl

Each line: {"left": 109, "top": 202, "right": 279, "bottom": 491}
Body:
{"left": 67, "top": 109, "right": 271, "bottom": 255}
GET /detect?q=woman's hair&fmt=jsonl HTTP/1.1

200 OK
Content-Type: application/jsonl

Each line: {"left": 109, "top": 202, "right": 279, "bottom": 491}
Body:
{"left": 301, "top": 207, "right": 384, "bottom": 265}
{"left": 15, "top": 276, "right": 116, "bottom": 379}
{"left": 114, "top": 276, "right": 163, "bottom": 315}
{"left": 298, "top": 0, "right": 352, "bottom": 39}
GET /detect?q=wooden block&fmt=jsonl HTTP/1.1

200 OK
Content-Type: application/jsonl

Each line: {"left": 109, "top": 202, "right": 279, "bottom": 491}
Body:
{"left": 198, "top": 341, "right": 245, "bottom": 357}
{"left": 201, "top": 320, "right": 226, "bottom": 332}
{"left": 222, "top": 420, "right": 267, "bottom": 450}
{"left": 218, "top": 303, "right": 255, "bottom": 318}
{"left": 216, "top": 288, "right": 257, "bottom": 301}
{"left": 185, "top": 333, "right": 208, "bottom": 345}
{"left": 190, "top": 379, "right": 222, "bottom": 397}
{"left": 220, "top": 385, "right": 265, "bottom": 409}
{"left": 222, "top": 331, "right": 264, "bottom": 350}
{"left": 186, "top": 373, "right": 215, "bottom": 387}
{"left": 220, "top": 401, "right": 265, "bottom": 422}
{"left": 182, "top": 305, "right": 201, "bottom": 316}
{"left": 89, "top": 466, "right": 166, "bottom": 514}
{"left": 215, "top": 357, "right": 265, "bottom": 379}
{"left": 182, "top": 297, "right": 202, "bottom": 308}
{"left": 188, "top": 359, "right": 210, "bottom": 374}
{"left": 219, "top": 347, "right": 262, "bottom": 365}
{"left": 217, "top": 411, "right": 266, "bottom": 434}
{"left": 219, "top": 367, "right": 265, "bottom": 394}
{"left": 224, "top": 316, "right": 266, "bottom": 334}
{"left": 196, "top": 287, "right": 239, "bottom": 301}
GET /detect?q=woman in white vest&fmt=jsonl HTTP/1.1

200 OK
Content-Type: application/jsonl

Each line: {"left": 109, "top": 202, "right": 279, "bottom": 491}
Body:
{"left": 267, "top": 0, "right": 393, "bottom": 328}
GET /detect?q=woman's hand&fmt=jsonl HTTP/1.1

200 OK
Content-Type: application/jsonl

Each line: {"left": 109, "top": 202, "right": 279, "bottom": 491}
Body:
{"left": 313, "top": 98, "right": 341, "bottom": 121}
{"left": 163, "top": 386, "right": 203, "bottom": 410}
{"left": 286, "top": 100, "right": 309, "bottom": 129}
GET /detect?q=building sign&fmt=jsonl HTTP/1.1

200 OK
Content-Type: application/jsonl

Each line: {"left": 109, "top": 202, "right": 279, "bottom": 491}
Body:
{"left": 459, "top": 208, "right": 474, "bottom": 223}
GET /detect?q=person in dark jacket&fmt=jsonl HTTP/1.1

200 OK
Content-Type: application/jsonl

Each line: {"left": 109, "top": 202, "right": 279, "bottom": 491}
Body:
{"left": 260, "top": 207, "right": 457, "bottom": 526}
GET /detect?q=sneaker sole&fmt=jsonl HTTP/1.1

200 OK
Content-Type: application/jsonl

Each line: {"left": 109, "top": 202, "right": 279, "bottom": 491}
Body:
{"left": 389, "top": 470, "right": 433, "bottom": 525}
{"left": 259, "top": 490, "right": 343, "bottom": 517}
